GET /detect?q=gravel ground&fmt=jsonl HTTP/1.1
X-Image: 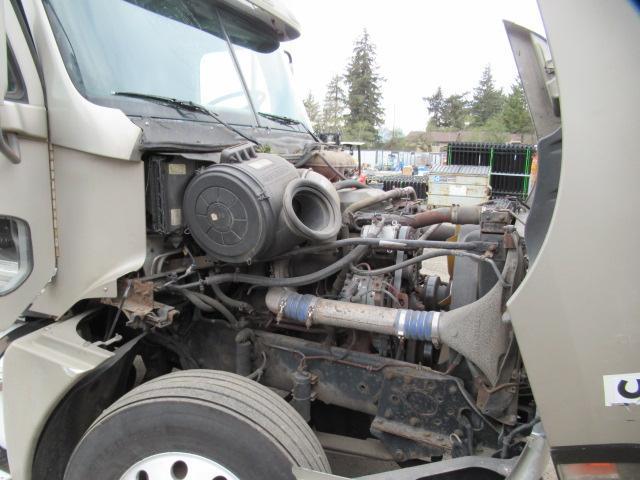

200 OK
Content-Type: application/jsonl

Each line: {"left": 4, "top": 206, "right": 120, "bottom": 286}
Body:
{"left": 420, "top": 253, "right": 450, "bottom": 280}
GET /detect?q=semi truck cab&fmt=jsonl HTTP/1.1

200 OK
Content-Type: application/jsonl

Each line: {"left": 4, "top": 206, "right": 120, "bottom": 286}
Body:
{"left": 0, "top": 1, "right": 637, "bottom": 479}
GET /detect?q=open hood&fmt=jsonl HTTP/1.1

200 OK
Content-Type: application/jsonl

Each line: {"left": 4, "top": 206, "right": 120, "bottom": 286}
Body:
{"left": 504, "top": 20, "right": 561, "bottom": 140}
{"left": 220, "top": 0, "right": 301, "bottom": 41}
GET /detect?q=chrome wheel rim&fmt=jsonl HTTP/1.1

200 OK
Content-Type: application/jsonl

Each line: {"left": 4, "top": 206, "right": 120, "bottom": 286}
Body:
{"left": 120, "top": 452, "right": 239, "bottom": 480}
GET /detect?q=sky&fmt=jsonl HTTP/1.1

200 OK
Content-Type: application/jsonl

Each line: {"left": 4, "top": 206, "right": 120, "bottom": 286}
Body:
{"left": 281, "top": 0, "right": 546, "bottom": 134}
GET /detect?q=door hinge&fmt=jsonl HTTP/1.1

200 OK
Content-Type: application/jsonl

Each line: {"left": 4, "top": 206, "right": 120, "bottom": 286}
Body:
{"left": 48, "top": 142, "right": 60, "bottom": 262}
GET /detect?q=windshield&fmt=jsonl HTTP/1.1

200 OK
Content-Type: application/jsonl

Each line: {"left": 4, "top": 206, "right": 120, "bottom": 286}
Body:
{"left": 43, "top": 0, "right": 310, "bottom": 128}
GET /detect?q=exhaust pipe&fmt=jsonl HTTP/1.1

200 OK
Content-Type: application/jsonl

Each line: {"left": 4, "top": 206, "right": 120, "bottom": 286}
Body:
{"left": 266, "top": 249, "right": 519, "bottom": 385}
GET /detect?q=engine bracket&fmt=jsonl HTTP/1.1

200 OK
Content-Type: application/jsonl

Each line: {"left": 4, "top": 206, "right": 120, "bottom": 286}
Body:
{"left": 372, "top": 367, "right": 491, "bottom": 461}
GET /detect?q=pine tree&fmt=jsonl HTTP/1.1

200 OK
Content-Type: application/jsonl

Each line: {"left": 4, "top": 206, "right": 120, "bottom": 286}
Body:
{"left": 470, "top": 65, "right": 505, "bottom": 126}
{"left": 501, "top": 79, "right": 534, "bottom": 136}
{"left": 321, "top": 75, "right": 347, "bottom": 132}
{"left": 425, "top": 87, "right": 445, "bottom": 128}
{"left": 344, "top": 30, "right": 384, "bottom": 142}
{"left": 302, "top": 92, "right": 322, "bottom": 132}
{"left": 441, "top": 94, "right": 469, "bottom": 129}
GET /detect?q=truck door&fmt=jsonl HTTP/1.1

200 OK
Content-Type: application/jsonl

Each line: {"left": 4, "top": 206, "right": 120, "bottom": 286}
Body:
{"left": 0, "top": 1, "right": 55, "bottom": 328}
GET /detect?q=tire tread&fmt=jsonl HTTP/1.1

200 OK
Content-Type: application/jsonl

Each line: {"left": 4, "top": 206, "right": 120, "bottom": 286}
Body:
{"left": 91, "top": 370, "right": 330, "bottom": 472}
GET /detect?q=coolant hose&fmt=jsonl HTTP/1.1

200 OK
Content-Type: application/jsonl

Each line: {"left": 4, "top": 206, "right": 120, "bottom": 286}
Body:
{"left": 211, "top": 283, "right": 254, "bottom": 313}
{"left": 408, "top": 206, "right": 482, "bottom": 228}
{"left": 168, "top": 286, "right": 239, "bottom": 327}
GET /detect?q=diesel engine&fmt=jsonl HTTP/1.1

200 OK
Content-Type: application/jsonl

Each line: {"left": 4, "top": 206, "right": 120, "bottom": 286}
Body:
{"left": 96, "top": 143, "right": 533, "bottom": 466}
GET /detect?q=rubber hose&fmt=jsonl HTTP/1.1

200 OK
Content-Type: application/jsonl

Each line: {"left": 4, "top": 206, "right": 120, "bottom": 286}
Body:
{"left": 409, "top": 206, "right": 482, "bottom": 228}
{"left": 191, "top": 291, "right": 239, "bottom": 327}
{"left": 212, "top": 283, "right": 254, "bottom": 313}
{"left": 334, "top": 179, "right": 369, "bottom": 190}
{"left": 294, "top": 146, "right": 319, "bottom": 167}
{"left": 202, "top": 245, "right": 370, "bottom": 288}
{"left": 501, "top": 417, "right": 541, "bottom": 458}
{"left": 169, "top": 286, "right": 239, "bottom": 326}
{"left": 177, "top": 289, "right": 217, "bottom": 313}
{"left": 349, "top": 248, "right": 506, "bottom": 284}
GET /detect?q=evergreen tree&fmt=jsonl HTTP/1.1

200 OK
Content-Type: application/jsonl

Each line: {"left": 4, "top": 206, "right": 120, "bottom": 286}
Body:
{"left": 482, "top": 115, "right": 509, "bottom": 143}
{"left": 321, "top": 74, "right": 347, "bottom": 132}
{"left": 441, "top": 93, "right": 469, "bottom": 129}
{"left": 470, "top": 65, "right": 505, "bottom": 125}
{"left": 302, "top": 92, "right": 321, "bottom": 132}
{"left": 425, "top": 87, "right": 445, "bottom": 128}
{"left": 344, "top": 30, "right": 384, "bottom": 142}
{"left": 344, "top": 121, "right": 378, "bottom": 145}
{"left": 501, "top": 79, "right": 534, "bottom": 136}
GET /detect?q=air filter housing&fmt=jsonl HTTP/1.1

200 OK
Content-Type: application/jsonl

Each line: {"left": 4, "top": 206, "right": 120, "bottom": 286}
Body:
{"left": 183, "top": 155, "right": 341, "bottom": 263}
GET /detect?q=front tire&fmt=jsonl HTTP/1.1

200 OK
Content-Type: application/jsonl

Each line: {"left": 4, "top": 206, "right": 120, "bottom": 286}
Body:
{"left": 64, "top": 370, "right": 330, "bottom": 480}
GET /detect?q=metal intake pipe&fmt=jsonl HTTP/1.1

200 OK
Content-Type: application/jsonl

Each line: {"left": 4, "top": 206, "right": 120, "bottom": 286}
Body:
{"left": 265, "top": 248, "right": 519, "bottom": 385}
{"left": 265, "top": 287, "right": 440, "bottom": 340}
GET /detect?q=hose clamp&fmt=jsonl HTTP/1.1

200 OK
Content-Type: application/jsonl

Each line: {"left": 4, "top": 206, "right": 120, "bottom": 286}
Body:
{"left": 305, "top": 304, "right": 315, "bottom": 329}
{"left": 276, "top": 298, "right": 287, "bottom": 324}
{"left": 395, "top": 310, "right": 407, "bottom": 337}
{"left": 431, "top": 312, "right": 441, "bottom": 348}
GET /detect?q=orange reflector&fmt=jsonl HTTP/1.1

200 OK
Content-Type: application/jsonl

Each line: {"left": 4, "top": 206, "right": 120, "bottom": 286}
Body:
{"left": 560, "top": 462, "right": 619, "bottom": 479}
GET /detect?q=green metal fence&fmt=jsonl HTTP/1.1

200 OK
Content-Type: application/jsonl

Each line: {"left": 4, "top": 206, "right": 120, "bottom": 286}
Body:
{"left": 446, "top": 142, "right": 535, "bottom": 200}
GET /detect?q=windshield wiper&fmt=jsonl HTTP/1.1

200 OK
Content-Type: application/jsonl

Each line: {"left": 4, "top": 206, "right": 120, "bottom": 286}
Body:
{"left": 258, "top": 112, "right": 319, "bottom": 142}
{"left": 113, "top": 91, "right": 260, "bottom": 146}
